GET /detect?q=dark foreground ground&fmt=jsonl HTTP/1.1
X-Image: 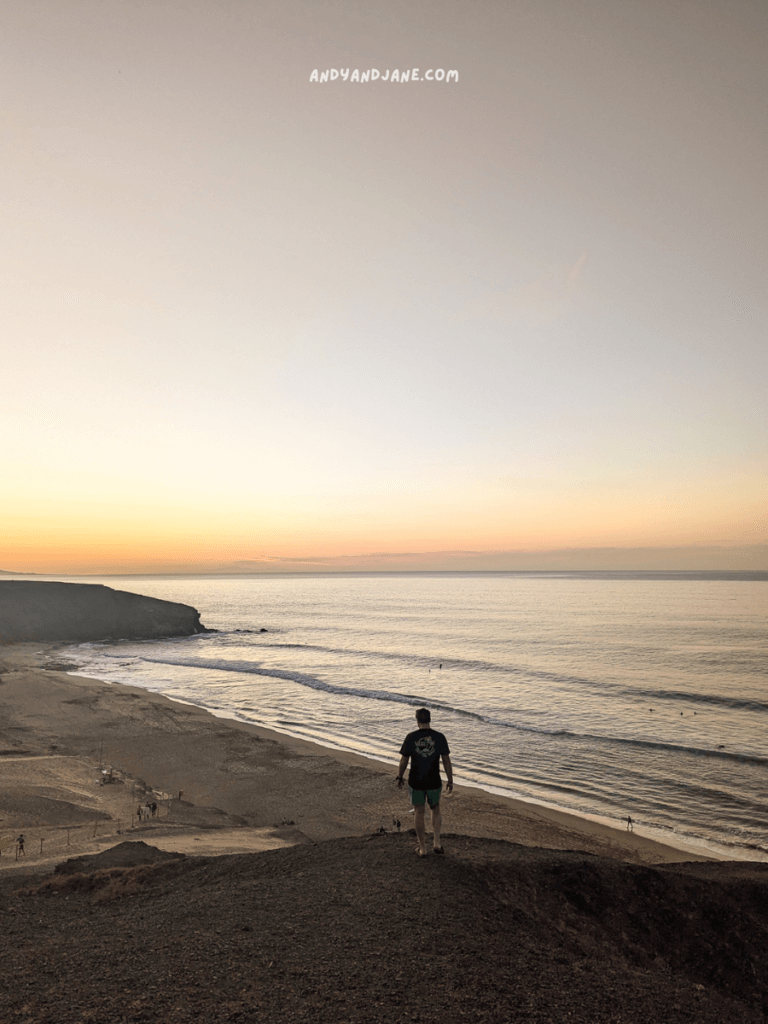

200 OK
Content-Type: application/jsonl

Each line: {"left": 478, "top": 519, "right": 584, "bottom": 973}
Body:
{"left": 1, "top": 833, "right": 767, "bottom": 1024}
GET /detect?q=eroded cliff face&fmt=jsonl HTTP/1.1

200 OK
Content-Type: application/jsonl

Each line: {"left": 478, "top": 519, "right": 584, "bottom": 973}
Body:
{"left": 0, "top": 581, "right": 209, "bottom": 643}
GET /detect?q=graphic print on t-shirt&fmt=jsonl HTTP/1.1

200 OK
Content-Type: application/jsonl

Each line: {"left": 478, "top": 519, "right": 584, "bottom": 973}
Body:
{"left": 415, "top": 735, "right": 436, "bottom": 759}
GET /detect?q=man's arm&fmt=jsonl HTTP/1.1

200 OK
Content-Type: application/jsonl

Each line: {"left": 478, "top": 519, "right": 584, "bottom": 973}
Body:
{"left": 396, "top": 754, "right": 408, "bottom": 788}
{"left": 442, "top": 754, "right": 453, "bottom": 792}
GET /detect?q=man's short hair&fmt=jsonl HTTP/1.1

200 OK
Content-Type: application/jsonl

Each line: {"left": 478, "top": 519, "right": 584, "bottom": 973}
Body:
{"left": 416, "top": 707, "right": 431, "bottom": 724}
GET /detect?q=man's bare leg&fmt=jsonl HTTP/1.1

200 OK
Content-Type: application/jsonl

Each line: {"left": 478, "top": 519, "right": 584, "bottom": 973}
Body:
{"left": 431, "top": 803, "right": 442, "bottom": 851}
{"left": 414, "top": 805, "right": 427, "bottom": 855}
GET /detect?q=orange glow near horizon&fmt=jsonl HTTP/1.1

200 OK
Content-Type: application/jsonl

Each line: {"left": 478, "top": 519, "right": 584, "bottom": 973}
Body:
{"left": 2, "top": 482, "right": 766, "bottom": 574}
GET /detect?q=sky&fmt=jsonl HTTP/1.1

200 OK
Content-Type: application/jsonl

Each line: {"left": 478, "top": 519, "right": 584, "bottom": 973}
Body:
{"left": 2, "top": 0, "right": 766, "bottom": 573}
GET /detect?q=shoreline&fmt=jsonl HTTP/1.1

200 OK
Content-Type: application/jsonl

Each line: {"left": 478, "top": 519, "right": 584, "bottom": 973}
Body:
{"left": 0, "top": 642, "right": 729, "bottom": 869}
{"left": 60, "top": 648, "right": 751, "bottom": 865}
{"left": 163, "top": 694, "right": 737, "bottom": 864}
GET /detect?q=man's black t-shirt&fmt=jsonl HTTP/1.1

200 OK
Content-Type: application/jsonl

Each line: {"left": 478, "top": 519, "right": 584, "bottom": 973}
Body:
{"left": 400, "top": 728, "right": 450, "bottom": 790}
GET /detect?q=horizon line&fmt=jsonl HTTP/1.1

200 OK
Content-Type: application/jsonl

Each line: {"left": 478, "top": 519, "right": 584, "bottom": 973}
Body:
{"left": 2, "top": 542, "right": 766, "bottom": 576}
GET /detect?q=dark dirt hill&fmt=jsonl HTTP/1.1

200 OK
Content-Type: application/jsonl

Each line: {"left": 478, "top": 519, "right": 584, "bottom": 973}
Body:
{"left": 1, "top": 833, "right": 766, "bottom": 1023}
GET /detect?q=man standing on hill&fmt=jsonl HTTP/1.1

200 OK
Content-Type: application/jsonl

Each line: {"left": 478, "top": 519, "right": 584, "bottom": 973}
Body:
{"left": 396, "top": 708, "right": 453, "bottom": 857}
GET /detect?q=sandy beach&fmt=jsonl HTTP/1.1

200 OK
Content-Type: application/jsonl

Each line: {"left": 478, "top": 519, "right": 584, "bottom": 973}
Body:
{"left": 0, "top": 642, "right": 715, "bottom": 872}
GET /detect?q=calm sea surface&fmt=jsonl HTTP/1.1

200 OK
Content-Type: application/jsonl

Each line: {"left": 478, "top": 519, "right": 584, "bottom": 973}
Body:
{"left": 36, "top": 572, "right": 768, "bottom": 860}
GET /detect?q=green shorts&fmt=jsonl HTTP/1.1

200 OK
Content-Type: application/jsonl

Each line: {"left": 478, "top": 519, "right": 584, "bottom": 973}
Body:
{"left": 409, "top": 786, "right": 442, "bottom": 808}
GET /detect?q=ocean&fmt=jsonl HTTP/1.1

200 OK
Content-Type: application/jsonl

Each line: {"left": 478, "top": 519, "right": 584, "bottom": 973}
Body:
{"left": 35, "top": 571, "right": 768, "bottom": 861}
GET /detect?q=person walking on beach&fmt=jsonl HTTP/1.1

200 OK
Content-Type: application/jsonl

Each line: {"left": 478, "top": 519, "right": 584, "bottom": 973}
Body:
{"left": 16, "top": 834, "right": 25, "bottom": 857}
{"left": 396, "top": 708, "right": 453, "bottom": 857}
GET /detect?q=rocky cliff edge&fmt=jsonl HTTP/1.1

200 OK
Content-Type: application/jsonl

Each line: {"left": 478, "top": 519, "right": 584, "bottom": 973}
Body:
{"left": 0, "top": 580, "right": 209, "bottom": 643}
